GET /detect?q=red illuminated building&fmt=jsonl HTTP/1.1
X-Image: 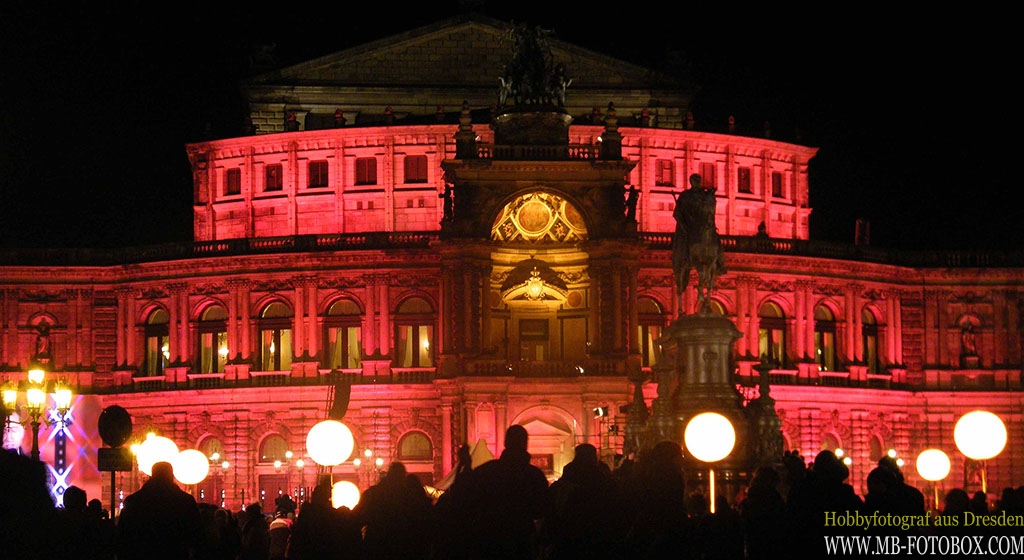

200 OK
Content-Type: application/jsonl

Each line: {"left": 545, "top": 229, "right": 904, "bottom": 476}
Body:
{"left": 1, "top": 14, "right": 1022, "bottom": 512}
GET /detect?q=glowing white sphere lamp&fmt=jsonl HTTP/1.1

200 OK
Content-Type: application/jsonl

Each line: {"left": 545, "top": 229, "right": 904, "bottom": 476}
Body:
{"left": 954, "top": 410, "right": 1007, "bottom": 494}
{"left": 916, "top": 448, "right": 951, "bottom": 512}
{"left": 684, "top": 412, "right": 736, "bottom": 513}
{"left": 173, "top": 449, "right": 211, "bottom": 485}
{"left": 332, "top": 480, "right": 361, "bottom": 509}
{"left": 306, "top": 420, "right": 355, "bottom": 472}
{"left": 137, "top": 434, "right": 180, "bottom": 476}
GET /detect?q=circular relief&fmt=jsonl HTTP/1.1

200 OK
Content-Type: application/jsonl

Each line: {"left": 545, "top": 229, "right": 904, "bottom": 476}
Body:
{"left": 517, "top": 200, "right": 552, "bottom": 235}
{"left": 567, "top": 291, "right": 582, "bottom": 307}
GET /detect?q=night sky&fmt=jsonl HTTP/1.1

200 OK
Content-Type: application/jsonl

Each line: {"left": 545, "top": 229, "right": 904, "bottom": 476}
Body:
{"left": 1, "top": 3, "right": 1018, "bottom": 251}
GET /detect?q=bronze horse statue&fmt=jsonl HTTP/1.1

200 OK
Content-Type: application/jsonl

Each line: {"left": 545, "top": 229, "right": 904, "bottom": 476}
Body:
{"left": 672, "top": 174, "right": 726, "bottom": 314}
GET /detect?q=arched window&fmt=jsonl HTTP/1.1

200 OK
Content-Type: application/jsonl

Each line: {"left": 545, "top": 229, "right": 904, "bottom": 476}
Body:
{"left": 323, "top": 299, "right": 362, "bottom": 370}
{"left": 143, "top": 308, "right": 169, "bottom": 377}
{"left": 814, "top": 304, "right": 838, "bottom": 372}
{"left": 258, "top": 434, "right": 290, "bottom": 464}
{"left": 758, "top": 302, "right": 787, "bottom": 368}
{"left": 200, "top": 437, "right": 225, "bottom": 461}
{"left": 637, "top": 297, "right": 666, "bottom": 368}
{"left": 862, "top": 309, "right": 880, "bottom": 374}
{"left": 394, "top": 297, "right": 434, "bottom": 368}
{"left": 397, "top": 431, "right": 433, "bottom": 461}
{"left": 197, "top": 305, "right": 228, "bottom": 373}
{"left": 708, "top": 299, "right": 727, "bottom": 316}
{"left": 259, "top": 302, "right": 292, "bottom": 371}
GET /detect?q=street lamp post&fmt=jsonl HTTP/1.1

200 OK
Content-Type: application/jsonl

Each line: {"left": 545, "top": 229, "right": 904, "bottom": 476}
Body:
{"left": 954, "top": 410, "right": 1007, "bottom": 495}
{"left": 916, "top": 448, "right": 951, "bottom": 513}
{"left": 2, "top": 362, "right": 73, "bottom": 462}
{"left": 684, "top": 412, "right": 736, "bottom": 514}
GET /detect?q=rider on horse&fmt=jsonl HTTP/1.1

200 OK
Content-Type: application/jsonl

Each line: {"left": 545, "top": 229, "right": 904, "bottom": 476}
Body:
{"left": 672, "top": 174, "right": 726, "bottom": 314}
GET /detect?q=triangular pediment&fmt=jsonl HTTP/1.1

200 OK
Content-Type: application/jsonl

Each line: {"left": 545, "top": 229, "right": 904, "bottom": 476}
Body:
{"left": 246, "top": 13, "right": 686, "bottom": 92}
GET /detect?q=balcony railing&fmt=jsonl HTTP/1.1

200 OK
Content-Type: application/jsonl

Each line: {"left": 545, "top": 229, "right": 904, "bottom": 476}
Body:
{"left": 4, "top": 232, "right": 1021, "bottom": 268}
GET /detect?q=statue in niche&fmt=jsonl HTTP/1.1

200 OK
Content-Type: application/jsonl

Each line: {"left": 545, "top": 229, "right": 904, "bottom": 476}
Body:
{"left": 672, "top": 174, "right": 726, "bottom": 314}
{"left": 961, "top": 321, "right": 978, "bottom": 357}
{"left": 34, "top": 321, "right": 52, "bottom": 361}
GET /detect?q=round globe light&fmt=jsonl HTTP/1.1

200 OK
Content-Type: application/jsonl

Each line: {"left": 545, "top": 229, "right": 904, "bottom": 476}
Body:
{"left": 332, "top": 480, "right": 361, "bottom": 509}
{"left": 916, "top": 449, "right": 951, "bottom": 482}
{"left": 172, "top": 449, "right": 211, "bottom": 485}
{"left": 306, "top": 420, "right": 355, "bottom": 467}
{"left": 137, "top": 435, "right": 180, "bottom": 476}
{"left": 954, "top": 410, "right": 1007, "bottom": 460}
{"left": 684, "top": 412, "right": 736, "bottom": 463}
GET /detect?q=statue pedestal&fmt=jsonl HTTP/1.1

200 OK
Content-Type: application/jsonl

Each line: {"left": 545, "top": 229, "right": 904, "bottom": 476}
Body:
{"left": 651, "top": 311, "right": 750, "bottom": 491}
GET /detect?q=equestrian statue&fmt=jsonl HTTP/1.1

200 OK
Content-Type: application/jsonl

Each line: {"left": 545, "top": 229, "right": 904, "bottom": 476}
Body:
{"left": 672, "top": 173, "right": 726, "bottom": 314}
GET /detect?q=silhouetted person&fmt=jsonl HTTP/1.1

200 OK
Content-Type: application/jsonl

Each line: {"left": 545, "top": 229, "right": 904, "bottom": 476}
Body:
{"left": 877, "top": 456, "right": 926, "bottom": 520}
{"left": 201, "top": 506, "right": 241, "bottom": 560}
{"left": 352, "top": 461, "right": 434, "bottom": 559}
{"left": 268, "top": 499, "right": 294, "bottom": 560}
{"left": 543, "top": 443, "right": 627, "bottom": 560}
{"left": 287, "top": 483, "right": 360, "bottom": 560}
{"left": 786, "top": 450, "right": 864, "bottom": 556}
{"left": 936, "top": 488, "right": 971, "bottom": 537}
{"left": 239, "top": 502, "right": 270, "bottom": 560}
{"left": 55, "top": 485, "right": 111, "bottom": 560}
{"left": 116, "top": 461, "right": 204, "bottom": 560}
{"left": 740, "top": 465, "right": 787, "bottom": 560}
{"left": 694, "top": 494, "right": 744, "bottom": 560}
{"left": 433, "top": 444, "right": 476, "bottom": 560}
{"left": 464, "top": 425, "right": 551, "bottom": 560}
{"left": 627, "top": 440, "right": 696, "bottom": 559}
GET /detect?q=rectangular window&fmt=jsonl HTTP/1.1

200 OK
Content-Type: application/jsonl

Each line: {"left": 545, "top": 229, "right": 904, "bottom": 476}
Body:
{"left": 308, "top": 160, "right": 329, "bottom": 188}
{"left": 265, "top": 164, "right": 283, "bottom": 192}
{"left": 700, "top": 162, "right": 716, "bottom": 188}
{"left": 327, "top": 326, "right": 362, "bottom": 370}
{"left": 225, "top": 168, "right": 241, "bottom": 196}
{"left": 771, "top": 172, "right": 783, "bottom": 198}
{"left": 396, "top": 324, "right": 433, "bottom": 367}
{"left": 655, "top": 159, "right": 673, "bottom": 186}
{"left": 404, "top": 155, "right": 428, "bottom": 184}
{"left": 356, "top": 157, "right": 377, "bottom": 185}
{"left": 145, "top": 333, "right": 169, "bottom": 377}
{"left": 737, "top": 167, "right": 752, "bottom": 194}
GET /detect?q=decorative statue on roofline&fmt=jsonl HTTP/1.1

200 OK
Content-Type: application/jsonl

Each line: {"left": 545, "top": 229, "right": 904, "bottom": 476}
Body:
{"left": 498, "top": 22, "right": 572, "bottom": 109}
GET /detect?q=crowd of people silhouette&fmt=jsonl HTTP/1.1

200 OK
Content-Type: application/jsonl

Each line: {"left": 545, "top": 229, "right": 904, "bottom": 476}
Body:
{"left": 4, "top": 428, "right": 1024, "bottom": 560}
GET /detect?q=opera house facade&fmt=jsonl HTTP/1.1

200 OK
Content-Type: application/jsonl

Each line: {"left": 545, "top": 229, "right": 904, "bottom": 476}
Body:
{"left": 2, "top": 14, "right": 1022, "bottom": 511}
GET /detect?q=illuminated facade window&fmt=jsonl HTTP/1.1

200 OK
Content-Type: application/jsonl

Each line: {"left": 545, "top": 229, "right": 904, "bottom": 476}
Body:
{"left": 814, "top": 304, "right": 837, "bottom": 372}
{"left": 637, "top": 297, "right": 666, "bottom": 368}
{"left": 758, "top": 302, "right": 787, "bottom": 368}
{"left": 655, "top": 159, "right": 673, "bottom": 186}
{"left": 699, "top": 162, "right": 716, "bottom": 187}
{"left": 323, "top": 299, "right": 362, "bottom": 370}
{"left": 397, "top": 431, "right": 433, "bottom": 461}
{"left": 862, "top": 309, "right": 880, "bottom": 374}
{"left": 197, "top": 305, "right": 228, "bottom": 373}
{"left": 737, "top": 167, "right": 752, "bottom": 194}
{"left": 143, "top": 308, "right": 170, "bottom": 377}
{"left": 259, "top": 302, "right": 292, "bottom": 371}
{"left": 771, "top": 172, "right": 783, "bottom": 198}
{"left": 265, "top": 164, "right": 283, "bottom": 191}
{"left": 404, "top": 155, "right": 428, "bottom": 184}
{"left": 356, "top": 157, "right": 377, "bottom": 185}
{"left": 519, "top": 318, "right": 549, "bottom": 362}
{"left": 259, "top": 434, "right": 289, "bottom": 464}
{"left": 395, "top": 297, "right": 434, "bottom": 368}
{"left": 308, "top": 160, "right": 329, "bottom": 188}
{"left": 225, "top": 168, "right": 241, "bottom": 196}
